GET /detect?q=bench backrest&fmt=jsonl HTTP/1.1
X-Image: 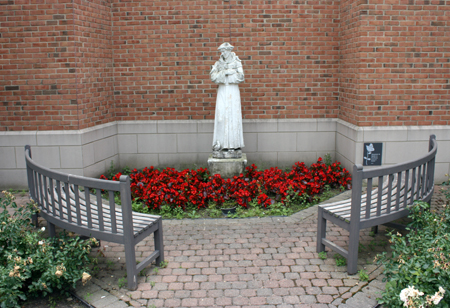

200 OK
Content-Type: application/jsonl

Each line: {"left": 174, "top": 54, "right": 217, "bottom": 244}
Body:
{"left": 350, "top": 135, "right": 437, "bottom": 228}
{"left": 25, "top": 146, "right": 134, "bottom": 242}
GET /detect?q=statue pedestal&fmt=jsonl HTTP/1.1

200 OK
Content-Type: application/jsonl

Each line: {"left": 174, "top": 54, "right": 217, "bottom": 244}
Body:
{"left": 207, "top": 154, "right": 247, "bottom": 179}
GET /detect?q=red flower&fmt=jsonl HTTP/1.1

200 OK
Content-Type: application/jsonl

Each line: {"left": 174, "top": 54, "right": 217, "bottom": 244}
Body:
{"left": 99, "top": 159, "right": 351, "bottom": 212}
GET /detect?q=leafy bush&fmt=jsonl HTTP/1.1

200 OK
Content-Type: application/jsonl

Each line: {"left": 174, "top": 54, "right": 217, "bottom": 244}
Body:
{"left": 0, "top": 191, "right": 95, "bottom": 308}
{"left": 376, "top": 201, "right": 450, "bottom": 308}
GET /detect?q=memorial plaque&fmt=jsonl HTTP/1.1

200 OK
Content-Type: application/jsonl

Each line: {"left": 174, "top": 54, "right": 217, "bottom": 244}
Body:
{"left": 363, "top": 143, "right": 382, "bottom": 166}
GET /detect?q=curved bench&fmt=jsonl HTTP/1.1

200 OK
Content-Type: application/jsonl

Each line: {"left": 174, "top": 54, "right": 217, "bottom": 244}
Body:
{"left": 317, "top": 135, "right": 437, "bottom": 274}
{"left": 24, "top": 145, "right": 164, "bottom": 290}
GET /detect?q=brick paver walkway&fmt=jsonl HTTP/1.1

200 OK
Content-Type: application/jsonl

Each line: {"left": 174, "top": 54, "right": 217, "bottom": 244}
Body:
{"left": 13, "top": 186, "right": 447, "bottom": 308}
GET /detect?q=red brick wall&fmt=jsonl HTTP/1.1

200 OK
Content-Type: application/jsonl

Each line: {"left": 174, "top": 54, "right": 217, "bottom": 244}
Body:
{"left": 343, "top": 0, "right": 450, "bottom": 126}
{"left": 112, "top": 0, "right": 341, "bottom": 121}
{"left": 338, "top": 0, "right": 365, "bottom": 126}
{"left": 0, "top": 0, "right": 113, "bottom": 131}
{"left": 1, "top": 0, "right": 449, "bottom": 131}
{"left": 74, "top": 0, "right": 114, "bottom": 129}
{"left": 0, "top": 0, "right": 77, "bottom": 130}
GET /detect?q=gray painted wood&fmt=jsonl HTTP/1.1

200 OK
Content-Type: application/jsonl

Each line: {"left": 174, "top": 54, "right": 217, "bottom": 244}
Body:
{"left": 24, "top": 145, "right": 164, "bottom": 290}
{"left": 316, "top": 135, "right": 437, "bottom": 275}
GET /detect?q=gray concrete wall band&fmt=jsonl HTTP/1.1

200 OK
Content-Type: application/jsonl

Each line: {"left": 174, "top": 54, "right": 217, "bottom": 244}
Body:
{"left": 1, "top": 119, "right": 449, "bottom": 189}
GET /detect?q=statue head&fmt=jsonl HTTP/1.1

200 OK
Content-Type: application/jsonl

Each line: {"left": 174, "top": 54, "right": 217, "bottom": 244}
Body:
{"left": 218, "top": 42, "right": 234, "bottom": 60}
{"left": 218, "top": 42, "right": 234, "bottom": 51}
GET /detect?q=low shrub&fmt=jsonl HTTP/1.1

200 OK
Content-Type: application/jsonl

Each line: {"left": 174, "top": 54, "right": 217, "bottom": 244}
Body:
{"left": 376, "top": 201, "right": 450, "bottom": 308}
{"left": 0, "top": 191, "right": 95, "bottom": 308}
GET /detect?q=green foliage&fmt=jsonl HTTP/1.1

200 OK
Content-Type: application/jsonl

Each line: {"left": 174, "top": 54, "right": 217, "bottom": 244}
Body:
{"left": 131, "top": 198, "right": 150, "bottom": 214}
{"left": 121, "top": 166, "right": 132, "bottom": 176}
{"left": 377, "top": 240, "right": 387, "bottom": 247}
{"left": 358, "top": 269, "right": 369, "bottom": 282}
{"left": 159, "top": 204, "right": 184, "bottom": 219}
{"left": 159, "top": 261, "right": 168, "bottom": 268}
{"left": 106, "top": 260, "right": 114, "bottom": 270}
{"left": 318, "top": 251, "right": 327, "bottom": 260}
{"left": 231, "top": 200, "right": 262, "bottom": 218}
{"left": 48, "top": 295, "right": 59, "bottom": 308}
{"left": 334, "top": 254, "right": 347, "bottom": 267}
{"left": 228, "top": 198, "right": 294, "bottom": 218}
{"left": 442, "top": 174, "right": 450, "bottom": 204}
{"left": 6, "top": 189, "right": 28, "bottom": 197}
{"left": 107, "top": 161, "right": 117, "bottom": 180}
{"left": 114, "top": 194, "right": 121, "bottom": 205}
{"left": 376, "top": 201, "right": 450, "bottom": 308}
{"left": 266, "top": 201, "right": 294, "bottom": 216}
{"left": 283, "top": 187, "right": 310, "bottom": 208}
{"left": 106, "top": 162, "right": 132, "bottom": 179}
{"left": 117, "top": 277, "right": 127, "bottom": 289}
{"left": 187, "top": 209, "right": 201, "bottom": 219}
{"left": 316, "top": 185, "right": 335, "bottom": 203}
{"left": 205, "top": 203, "right": 222, "bottom": 218}
{"left": 324, "top": 153, "right": 333, "bottom": 167}
{"left": 368, "top": 240, "right": 376, "bottom": 251}
{"left": 358, "top": 243, "right": 366, "bottom": 253}
{"left": 0, "top": 192, "right": 94, "bottom": 308}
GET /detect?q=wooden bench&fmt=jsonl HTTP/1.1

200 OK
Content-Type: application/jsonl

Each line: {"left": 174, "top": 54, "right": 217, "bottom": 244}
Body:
{"left": 317, "top": 135, "right": 437, "bottom": 274}
{"left": 24, "top": 145, "right": 164, "bottom": 290}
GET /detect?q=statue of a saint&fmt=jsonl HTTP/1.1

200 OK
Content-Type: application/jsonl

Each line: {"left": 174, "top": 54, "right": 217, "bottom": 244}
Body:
{"left": 210, "top": 42, "right": 245, "bottom": 159}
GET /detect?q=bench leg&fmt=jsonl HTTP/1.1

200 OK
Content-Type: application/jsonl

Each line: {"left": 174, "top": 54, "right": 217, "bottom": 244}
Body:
{"left": 124, "top": 240, "right": 138, "bottom": 291}
{"left": 48, "top": 221, "right": 56, "bottom": 238}
{"left": 347, "top": 228, "right": 360, "bottom": 275}
{"left": 154, "top": 219, "right": 164, "bottom": 266}
{"left": 316, "top": 208, "right": 326, "bottom": 253}
{"left": 32, "top": 213, "right": 39, "bottom": 228}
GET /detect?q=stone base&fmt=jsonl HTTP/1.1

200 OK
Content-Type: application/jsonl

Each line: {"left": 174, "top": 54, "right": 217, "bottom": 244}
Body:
{"left": 212, "top": 148, "right": 242, "bottom": 159}
{"left": 207, "top": 154, "right": 247, "bottom": 179}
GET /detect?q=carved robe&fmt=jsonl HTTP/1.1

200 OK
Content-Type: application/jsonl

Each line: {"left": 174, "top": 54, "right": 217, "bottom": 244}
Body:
{"left": 210, "top": 52, "right": 245, "bottom": 151}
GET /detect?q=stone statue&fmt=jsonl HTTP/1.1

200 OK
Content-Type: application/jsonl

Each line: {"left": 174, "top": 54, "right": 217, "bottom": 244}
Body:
{"left": 210, "top": 42, "right": 245, "bottom": 159}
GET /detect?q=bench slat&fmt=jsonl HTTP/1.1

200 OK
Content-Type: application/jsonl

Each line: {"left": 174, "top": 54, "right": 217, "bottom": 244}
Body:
{"left": 395, "top": 171, "right": 402, "bottom": 211}
{"left": 365, "top": 178, "right": 372, "bottom": 219}
{"left": 376, "top": 175, "right": 383, "bottom": 216}
{"left": 321, "top": 169, "right": 423, "bottom": 221}
{"left": 96, "top": 189, "right": 104, "bottom": 232}
{"left": 109, "top": 190, "right": 117, "bottom": 234}
{"left": 47, "top": 195, "right": 157, "bottom": 237}
{"left": 48, "top": 186, "right": 159, "bottom": 237}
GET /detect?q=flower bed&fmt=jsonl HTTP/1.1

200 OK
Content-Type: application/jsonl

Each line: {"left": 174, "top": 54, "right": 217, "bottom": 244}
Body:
{"left": 101, "top": 158, "right": 351, "bottom": 213}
